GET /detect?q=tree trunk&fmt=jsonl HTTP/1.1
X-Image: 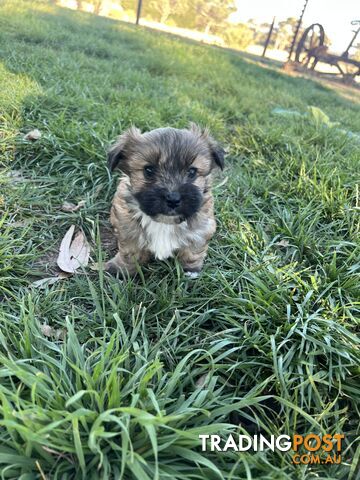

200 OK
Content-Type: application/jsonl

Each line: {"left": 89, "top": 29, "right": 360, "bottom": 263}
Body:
{"left": 160, "top": 1, "right": 171, "bottom": 24}
{"left": 94, "top": 0, "right": 103, "bottom": 15}
{"left": 204, "top": 21, "right": 213, "bottom": 34}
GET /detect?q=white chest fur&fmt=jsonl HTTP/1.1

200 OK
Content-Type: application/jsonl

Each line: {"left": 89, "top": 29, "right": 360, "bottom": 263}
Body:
{"left": 139, "top": 214, "right": 188, "bottom": 260}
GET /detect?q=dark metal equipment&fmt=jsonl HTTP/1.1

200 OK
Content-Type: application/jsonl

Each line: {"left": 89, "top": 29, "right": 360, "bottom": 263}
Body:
{"left": 295, "top": 23, "right": 325, "bottom": 68}
{"left": 343, "top": 20, "right": 360, "bottom": 57}
{"left": 136, "top": 0, "right": 143, "bottom": 25}
{"left": 294, "top": 20, "right": 360, "bottom": 82}
{"left": 262, "top": 16, "right": 276, "bottom": 57}
{"left": 288, "top": 0, "right": 310, "bottom": 61}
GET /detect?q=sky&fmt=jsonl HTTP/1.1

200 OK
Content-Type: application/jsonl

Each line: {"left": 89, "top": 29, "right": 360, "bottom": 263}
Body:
{"left": 229, "top": 0, "right": 359, "bottom": 53}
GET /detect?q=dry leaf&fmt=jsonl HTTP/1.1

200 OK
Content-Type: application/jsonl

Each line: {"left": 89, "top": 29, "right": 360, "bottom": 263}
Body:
{"left": 31, "top": 272, "right": 70, "bottom": 289}
{"left": 32, "top": 277, "right": 61, "bottom": 288}
{"left": 24, "top": 129, "right": 41, "bottom": 141}
{"left": 195, "top": 373, "right": 208, "bottom": 388}
{"left": 41, "top": 324, "right": 54, "bottom": 337}
{"left": 61, "top": 200, "right": 85, "bottom": 212}
{"left": 55, "top": 329, "right": 66, "bottom": 340}
{"left": 89, "top": 262, "right": 101, "bottom": 271}
{"left": 57, "top": 225, "right": 90, "bottom": 273}
{"left": 275, "top": 239, "right": 290, "bottom": 247}
{"left": 61, "top": 202, "right": 76, "bottom": 212}
{"left": 40, "top": 324, "right": 66, "bottom": 340}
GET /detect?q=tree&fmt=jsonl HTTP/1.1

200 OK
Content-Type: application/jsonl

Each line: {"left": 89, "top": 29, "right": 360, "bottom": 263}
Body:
{"left": 221, "top": 23, "right": 253, "bottom": 50}
{"left": 79, "top": 0, "right": 105, "bottom": 15}
{"left": 247, "top": 17, "right": 309, "bottom": 53}
{"left": 120, "top": 0, "right": 236, "bottom": 33}
{"left": 120, "top": 0, "right": 186, "bottom": 24}
{"left": 92, "top": 0, "right": 104, "bottom": 15}
{"left": 148, "top": 0, "right": 180, "bottom": 24}
{"left": 275, "top": 17, "right": 302, "bottom": 51}
{"left": 195, "top": 0, "right": 236, "bottom": 33}
{"left": 74, "top": 0, "right": 237, "bottom": 29}
{"left": 246, "top": 19, "right": 277, "bottom": 48}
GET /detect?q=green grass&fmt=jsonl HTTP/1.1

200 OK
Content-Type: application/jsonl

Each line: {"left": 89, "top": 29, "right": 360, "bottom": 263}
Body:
{"left": 0, "top": 1, "right": 359, "bottom": 478}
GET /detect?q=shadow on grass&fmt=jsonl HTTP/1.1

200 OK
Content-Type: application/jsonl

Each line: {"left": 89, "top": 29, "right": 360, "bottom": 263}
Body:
{"left": 1, "top": 1, "right": 359, "bottom": 131}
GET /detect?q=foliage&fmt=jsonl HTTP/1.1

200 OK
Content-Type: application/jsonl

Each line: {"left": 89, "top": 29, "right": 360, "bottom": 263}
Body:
{"left": 247, "top": 17, "right": 302, "bottom": 52}
{"left": 275, "top": 17, "right": 301, "bottom": 50}
{"left": 147, "top": 0, "right": 180, "bottom": 24}
{"left": 250, "top": 17, "right": 333, "bottom": 53}
{"left": 120, "top": 0, "right": 236, "bottom": 33}
{"left": 219, "top": 23, "right": 253, "bottom": 50}
{"left": 79, "top": 0, "right": 104, "bottom": 14}
{"left": 0, "top": 0, "right": 360, "bottom": 478}
{"left": 191, "top": 0, "right": 236, "bottom": 33}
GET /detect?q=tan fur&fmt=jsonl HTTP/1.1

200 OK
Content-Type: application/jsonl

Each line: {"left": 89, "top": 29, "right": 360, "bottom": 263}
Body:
{"left": 105, "top": 125, "right": 224, "bottom": 276}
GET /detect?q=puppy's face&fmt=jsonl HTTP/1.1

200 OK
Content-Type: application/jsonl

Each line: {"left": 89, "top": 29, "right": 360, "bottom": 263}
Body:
{"left": 108, "top": 125, "right": 224, "bottom": 223}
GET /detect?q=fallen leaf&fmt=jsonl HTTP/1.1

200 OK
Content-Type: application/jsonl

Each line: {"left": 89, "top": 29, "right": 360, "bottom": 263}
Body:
{"left": 24, "top": 129, "right": 41, "bottom": 141}
{"left": 40, "top": 324, "right": 54, "bottom": 337}
{"left": 61, "top": 202, "right": 77, "bottom": 212}
{"left": 275, "top": 239, "right": 289, "bottom": 247}
{"left": 31, "top": 277, "right": 61, "bottom": 288}
{"left": 195, "top": 373, "right": 208, "bottom": 388}
{"left": 31, "top": 271, "right": 71, "bottom": 289}
{"left": 40, "top": 324, "right": 66, "bottom": 340}
{"left": 57, "top": 225, "right": 90, "bottom": 273}
{"left": 61, "top": 200, "right": 85, "bottom": 212}
{"left": 55, "top": 329, "right": 66, "bottom": 340}
{"left": 89, "top": 262, "right": 101, "bottom": 271}
{"left": 308, "top": 106, "right": 339, "bottom": 128}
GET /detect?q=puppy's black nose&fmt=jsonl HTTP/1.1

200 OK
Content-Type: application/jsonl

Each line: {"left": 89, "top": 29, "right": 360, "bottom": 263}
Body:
{"left": 166, "top": 191, "right": 181, "bottom": 209}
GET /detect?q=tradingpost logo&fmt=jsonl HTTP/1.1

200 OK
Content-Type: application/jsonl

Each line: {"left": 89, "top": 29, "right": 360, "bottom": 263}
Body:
{"left": 199, "top": 433, "right": 344, "bottom": 464}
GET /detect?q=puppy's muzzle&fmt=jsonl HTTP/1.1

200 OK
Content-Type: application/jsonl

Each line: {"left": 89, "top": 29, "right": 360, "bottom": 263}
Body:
{"left": 165, "top": 191, "right": 181, "bottom": 210}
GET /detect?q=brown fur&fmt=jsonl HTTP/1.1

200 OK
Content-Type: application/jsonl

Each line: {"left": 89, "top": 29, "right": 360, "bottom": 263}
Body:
{"left": 106, "top": 125, "right": 224, "bottom": 276}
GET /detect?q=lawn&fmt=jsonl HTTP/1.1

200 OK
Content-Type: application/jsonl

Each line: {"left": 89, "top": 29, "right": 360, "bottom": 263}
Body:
{"left": 0, "top": 1, "right": 359, "bottom": 478}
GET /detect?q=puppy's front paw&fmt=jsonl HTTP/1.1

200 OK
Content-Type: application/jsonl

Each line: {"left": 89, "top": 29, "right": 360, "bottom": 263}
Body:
{"left": 104, "top": 259, "right": 121, "bottom": 275}
{"left": 184, "top": 270, "right": 200, "bottom": 279}
{"left": 105, "top": 255, "right": 138, "bottom": 278}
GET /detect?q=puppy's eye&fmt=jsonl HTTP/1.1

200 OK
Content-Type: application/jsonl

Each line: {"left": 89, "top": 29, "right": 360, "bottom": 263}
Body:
{"left": 188, "top": 167, "right": 197, "bottom": 179}
{"left": 144, "top": 165, "right": 156, "bottom": 179}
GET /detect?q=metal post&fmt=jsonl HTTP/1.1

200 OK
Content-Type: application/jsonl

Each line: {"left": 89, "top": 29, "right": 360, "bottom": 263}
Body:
{"left": 136, "top": 0, "right": 143, "bottom": 25}
{"left": 287, "top": 0, "right": 309, "bottom": 61}
{"left": 342, "top": 20, "right": 360, "bottom": 57}
{"left": 262, "top": 16, "right": 276, "bottom": 57}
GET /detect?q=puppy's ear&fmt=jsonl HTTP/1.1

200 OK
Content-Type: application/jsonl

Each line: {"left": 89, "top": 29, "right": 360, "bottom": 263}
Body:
{"left": 189, "top": 122, "right": 203, "bottom": 137}
{"left": 107, "top": 127, "right": 142, "bottom": 172}
{"left": 189, "top": 123, "right": 225, "bottom": 170}
{"left": 208, "top": 137, "right": 225, "bottom": 170}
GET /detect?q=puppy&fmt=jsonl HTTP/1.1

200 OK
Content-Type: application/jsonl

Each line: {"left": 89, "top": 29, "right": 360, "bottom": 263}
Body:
{"left": 105, "top": 124, "right": 225, "bottom": 276}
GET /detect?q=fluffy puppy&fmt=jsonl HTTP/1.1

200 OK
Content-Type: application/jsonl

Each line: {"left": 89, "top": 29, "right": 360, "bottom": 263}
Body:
{"left": 106, "top": 124, "right": 225, "bottom": 276}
